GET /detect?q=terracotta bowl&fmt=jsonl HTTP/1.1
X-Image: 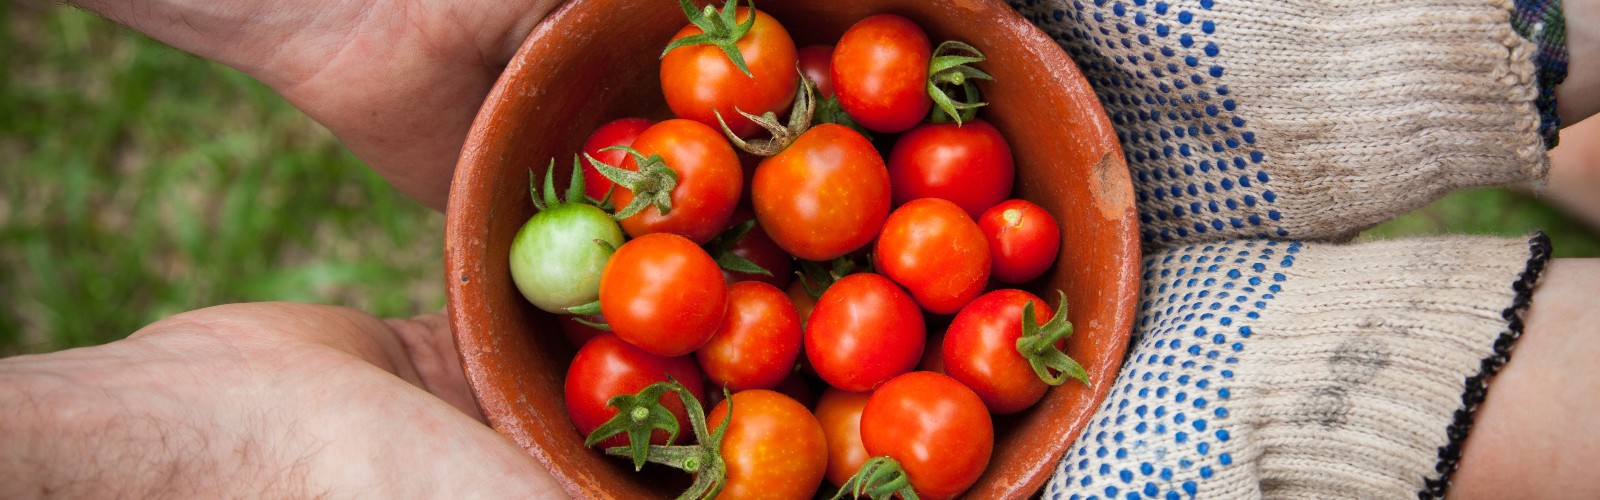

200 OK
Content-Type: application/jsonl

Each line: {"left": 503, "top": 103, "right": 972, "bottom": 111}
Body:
{"left": 446, "top": 0, "right": 1138, "bottom": 497}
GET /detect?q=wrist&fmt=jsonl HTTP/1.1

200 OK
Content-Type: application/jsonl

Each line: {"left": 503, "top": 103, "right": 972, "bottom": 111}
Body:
{"left": 1557, "top": 0, "right": 1600, "bottom": 124}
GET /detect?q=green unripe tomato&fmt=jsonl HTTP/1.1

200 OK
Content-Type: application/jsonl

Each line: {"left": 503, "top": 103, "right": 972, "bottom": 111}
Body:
{"left": 509, "top": 202, "right": 625, "bottom": 313}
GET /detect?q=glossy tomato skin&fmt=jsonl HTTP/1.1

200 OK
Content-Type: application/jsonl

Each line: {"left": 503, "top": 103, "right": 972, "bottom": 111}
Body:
{"left": 509, "top": 202, "right": 625, "bottom": 313}
{"left": 979, "top": 199, "right": 1062, "bottom": 284}
{"left": 832, "top": 14, "right": 932, "bottom": 133}
{"left": 696, "top": 281, "right": 803, "bottom": 392}
{"left": 613, "top": 119, "right": 742, "bottom": 244}
{"left": 565, "top": 334, "right": 707, "bottom": 450}
{"left": 706, "top": 390, "right": 828, "bottom": 500}
{"left": 797, "top": 45, "right": 836, "bottom": 98}
{"left": 887, "top": 120, "right": 1015, "bottom": 219}
{"left": 813, "top": 388, "right": 872, "bottom": 488}
{"left": 861, "top": 371, "right": 993, "bottom": 500}
{"left": 752, "top": 124, "right": 890, "bottom": 261}
{"left": 580, "top": 117, "right": 652, "bottom": 202}
{"left": 804, "top": 273, "right": 924, "bottom": 392}
{"left": 943, "top": 289, "right": 1056, "bottom": 414}
{"left": 600, "top": 233, "right": 727, "bottom": 356}
{"left": 662, "top": 7, "right": 798, "bottom": 138}
{"left": 874, "top": 198, "right": 991, "bottom": 315}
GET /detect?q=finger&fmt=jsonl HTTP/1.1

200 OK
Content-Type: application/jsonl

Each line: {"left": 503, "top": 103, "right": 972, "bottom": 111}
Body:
{"left": 132, "top": 302, "right": 428, "bottom": 395}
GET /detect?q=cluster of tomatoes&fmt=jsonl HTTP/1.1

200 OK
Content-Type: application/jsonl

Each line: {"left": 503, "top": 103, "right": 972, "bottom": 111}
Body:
{"left": 507, "top": 2, "right": 1088, "bottom": 499}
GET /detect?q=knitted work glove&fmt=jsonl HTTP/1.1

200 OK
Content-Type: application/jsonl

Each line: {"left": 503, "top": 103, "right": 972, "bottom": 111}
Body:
{"left": 1011, "top": 0, "right": 1567, "bottom": 245}
{"left": 1044, "top": 235, "right": 1550, "bottom": 499}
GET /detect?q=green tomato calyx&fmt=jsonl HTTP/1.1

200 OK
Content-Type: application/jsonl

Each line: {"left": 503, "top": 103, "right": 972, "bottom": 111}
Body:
{"left": 584, "top": 382, "right": 682, "bottom": 471}
{"left": 663, "top": 0, "right": 758, "bottom": 78}
{"left": 830, "top": 456, "right": 920, "bottom": 500}
{"left": 529, "top": 155, "right": 603, "bottom": 212}
{"left": 927, "top": 40, "right": 993, "bottom": 125}
{"left": 1016, "top": 290, "right": 1090, "bottom": 386}
{"left": 598, "top": 381, "right": 733, "bottom": 500}
{"left": 702, "top": 220, "right": 773, "bottom": 277}
{"left": 586, "top": 148, "right": 680, "bottom": 221}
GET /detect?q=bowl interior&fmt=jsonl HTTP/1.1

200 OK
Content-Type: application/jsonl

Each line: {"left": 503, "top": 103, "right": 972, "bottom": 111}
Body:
{"left": 446, "top": 0, "right": 1139, "bottom": 497}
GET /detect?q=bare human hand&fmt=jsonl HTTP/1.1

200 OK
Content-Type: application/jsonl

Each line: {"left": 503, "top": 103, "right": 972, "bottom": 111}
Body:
{"left": 0, "top": 302, "right": 563, "bottom": 497}
{"left": 69, "top": 0, "right": 563, "bottom": 210}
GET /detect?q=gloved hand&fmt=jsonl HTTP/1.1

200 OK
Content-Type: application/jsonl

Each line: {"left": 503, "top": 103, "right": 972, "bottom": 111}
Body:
{"left": 1013, "top": 0, "right": 1562, "bottom": 245}
{"left": 1049, "top": 236, "right": 1548, "bottom": 499}
{"left": 1007, "top": 0, "right": 1570, "bottom": 497}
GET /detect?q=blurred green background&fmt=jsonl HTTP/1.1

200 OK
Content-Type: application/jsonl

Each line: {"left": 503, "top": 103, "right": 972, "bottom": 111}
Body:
{"left": 2, "top": 1, "right": 444, "bottom": 355}
{"left": 2, "top": 1, "right": 1596, "bottom": 355}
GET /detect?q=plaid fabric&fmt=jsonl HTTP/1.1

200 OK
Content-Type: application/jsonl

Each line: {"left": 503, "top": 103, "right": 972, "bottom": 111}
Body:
{"left": 1512, "top": 0, "right": 1569, "bottom": 147}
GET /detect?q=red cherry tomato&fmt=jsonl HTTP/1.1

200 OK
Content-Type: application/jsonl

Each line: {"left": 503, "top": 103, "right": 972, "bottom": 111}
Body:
{"left": 874, "top": 198, "right": 991, "bottom": 315}
{"left": 696, "top": 281, "right": 803, "bottom": 392}
{"left": 814, "top": 388, "right": 872, "bottom": 488}
{"left": 564, "top": 334, "right": 707, "bottom": 450}
{"left": 752, "top": 124, "right": 890, "bottom": 261}
{"left": 612, "top": 118, "right": 742, "bottom": 244}
{"left": 943, "top": 289, "right": 1057, "bottom": 414}
{"left": 797, "top": 45, "right": 836, "bottom": 98}
{"left": 580, "top": 117, "right": 652, "bottom": 202}
{"left": 804, "top": 273, "right": 924, "bottom": 392}
{"left": 720, "top": 209, "right": 794, "bottom": 289}
{"left": 887, "top": 119, "right": 1015, "bottom": 219}
{"left": 860, "top": 371, "right": 993, "bottom": 500}
{"left": 599, "top": 233, "right": 727, "bottom": 356}
{"left": 979, "top": 199, "right": 1062, "bottom": 284}
{"left": 832, "top": 14, "right": 932, "bottom": 133}
{"left": 661, "top": 7, "right": 798, "bottom": 138}
{"left": 706, "top": 390, "right": 828, "bottom": 499}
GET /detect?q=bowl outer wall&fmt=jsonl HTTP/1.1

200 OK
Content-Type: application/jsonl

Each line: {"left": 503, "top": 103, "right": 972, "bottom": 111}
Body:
{"left": 445, "top": 0, "right": 1139, "bottom": 498}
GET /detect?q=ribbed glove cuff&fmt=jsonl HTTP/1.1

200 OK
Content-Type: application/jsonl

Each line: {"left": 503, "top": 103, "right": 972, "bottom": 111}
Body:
{"left": 1048, "top": 234, "right": 1550, "bottom": 499}
{"left": 1231, "top": 234, "right": 1550, "bottom": 498}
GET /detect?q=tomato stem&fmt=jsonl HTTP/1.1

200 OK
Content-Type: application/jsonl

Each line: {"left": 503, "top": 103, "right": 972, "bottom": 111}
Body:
{"left": 531, "top": 155, "right": 614, "bottom": 213}
{"left": 813, "top": 94, "right": 871, "bottom": 138}
{"left": 926, "top": 40, "right": 993, "bottom": 125}
{"left": 795, "top": 256, "right": 863, "bottom": 299}
{"left": 716, "top": 70, "right": 816, "bottom": 156}
{"left": 662, "top": 0, "right": 758, "bottom": 78}
{"left": 583, "top": 381, "right": 683, "bottom": 470}
{"left": 703, "top": 220, "right": 774, "bottom": 277}
{"left": 830, "top": 456, "right": 921, "bottom": 500}
{"left": 586, "top": 148, "right": 680, "bottom": 220}
{"left": 1015, "top": 290, "right": 1090, "bottom": 386}
{"left": 601, "top": 383, "right": 733, "bottom": 500}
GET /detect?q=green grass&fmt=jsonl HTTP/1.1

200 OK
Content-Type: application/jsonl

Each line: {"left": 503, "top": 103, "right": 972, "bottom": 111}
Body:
{"left": 2, "top": 1, "right": 1594, "bottom": 356}
{"left": 1, "top": 1, "right": 444, "bottom": 354}
{"left": 1364, "top": 188, "right": 1600, "bottom": 258}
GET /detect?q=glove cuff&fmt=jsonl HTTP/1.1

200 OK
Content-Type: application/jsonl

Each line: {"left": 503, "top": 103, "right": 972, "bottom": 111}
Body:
{"left": 1048, "top": 234, "right": 1552, "bottom": 499}
{"left": 1512, "top": 0, "right": 1569, "bottom": 147}
{"left": 1228, "top": 234, "right": 1551, "bottom": 498}
{"left": 1420, "top": 232, "right": 1551, "bottom": 498}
